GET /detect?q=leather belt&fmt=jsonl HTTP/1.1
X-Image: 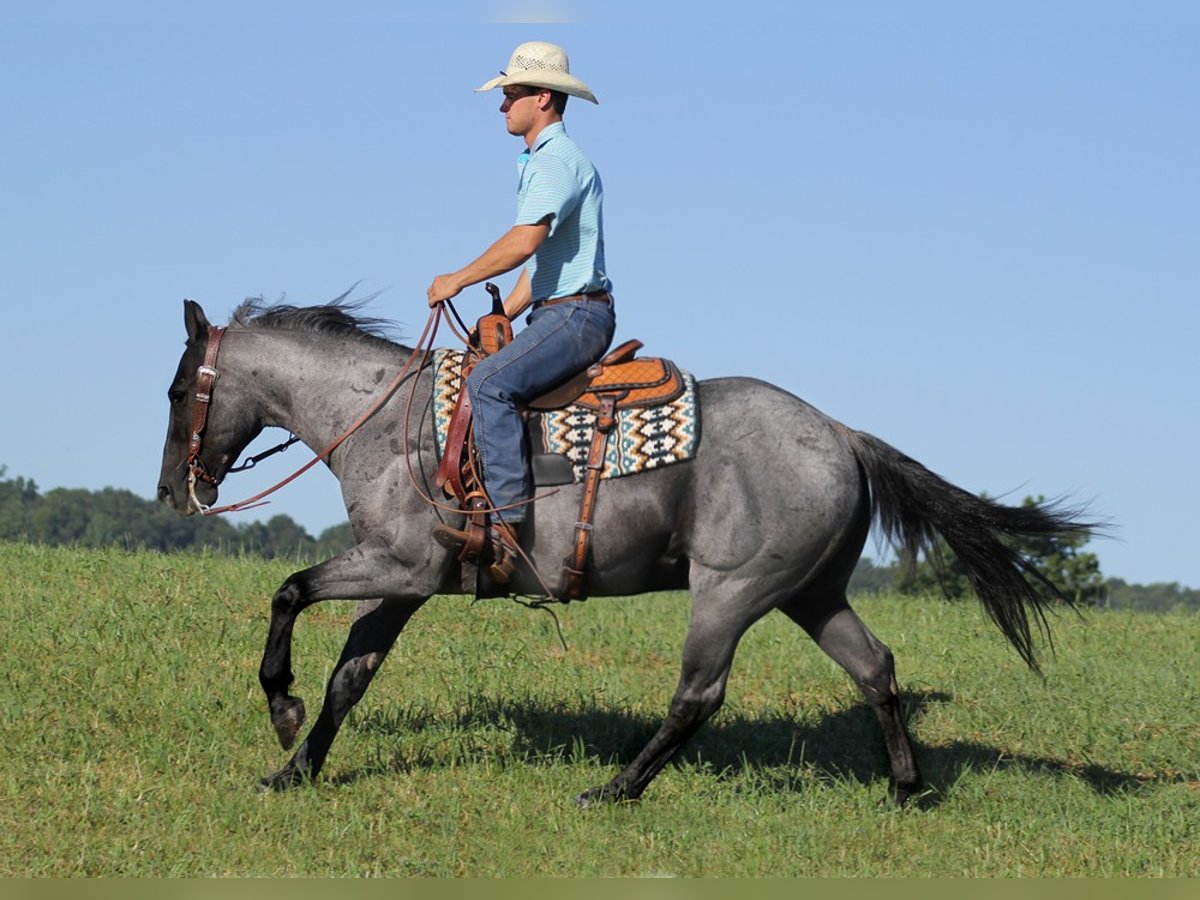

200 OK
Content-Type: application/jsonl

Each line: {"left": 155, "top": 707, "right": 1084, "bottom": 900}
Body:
{"left": 535, "top": 290, "right": 612, "bottom": 309}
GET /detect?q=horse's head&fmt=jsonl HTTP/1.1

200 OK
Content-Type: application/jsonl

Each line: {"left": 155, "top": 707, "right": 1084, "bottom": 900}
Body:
{"left": 157, "top": 300, "right": 261, "bottom": 515}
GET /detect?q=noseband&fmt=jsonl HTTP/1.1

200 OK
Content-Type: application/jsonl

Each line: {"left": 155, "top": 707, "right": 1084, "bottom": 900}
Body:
{"left": 185, "top": 325, "right": 228, "bottom": 512}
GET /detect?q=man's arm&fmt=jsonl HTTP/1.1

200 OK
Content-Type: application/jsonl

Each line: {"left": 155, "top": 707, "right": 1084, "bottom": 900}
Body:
{"left": 503, "top": 269, "right": 533, "bottom": 318}
{"left": 427, "top": 222, "right": 549, "bottom": 308}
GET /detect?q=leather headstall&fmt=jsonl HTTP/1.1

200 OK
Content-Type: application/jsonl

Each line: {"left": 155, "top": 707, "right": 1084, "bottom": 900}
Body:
{"left": 185, "top": 325, "right": 228, "bottom": 502}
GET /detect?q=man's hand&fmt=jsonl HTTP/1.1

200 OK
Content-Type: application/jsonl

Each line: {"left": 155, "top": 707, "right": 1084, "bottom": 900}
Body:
{"left": 427, "top": 223, "right": 548, "bottom": 309}
{"left": 427, "top": 274, "right": 463, "bottom": 307}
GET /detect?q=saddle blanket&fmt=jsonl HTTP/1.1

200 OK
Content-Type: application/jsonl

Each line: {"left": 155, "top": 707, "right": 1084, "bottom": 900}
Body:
{"left": 432, "top": 348, "right": 699, "bottom": 482}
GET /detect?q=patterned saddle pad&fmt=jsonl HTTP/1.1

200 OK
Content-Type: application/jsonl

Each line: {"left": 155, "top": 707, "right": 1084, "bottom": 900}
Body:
{"left": 432, "top": 348, "right": 699, "bottom": 482}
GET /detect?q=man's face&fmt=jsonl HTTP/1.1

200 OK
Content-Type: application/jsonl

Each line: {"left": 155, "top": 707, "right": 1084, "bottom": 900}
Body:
{"left": 501, "top": 85, "right": 545, "bottom": 136}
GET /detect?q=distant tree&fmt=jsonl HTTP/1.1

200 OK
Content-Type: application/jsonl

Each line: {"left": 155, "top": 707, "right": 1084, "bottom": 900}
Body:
{"left": 0, "top": 467, "right": 39, "bottom": 541}
{"left": 316, "top": 522, "right": 356, "bottom": 558}
{"left": 1101, "top": 578, "right": 1200, "bottom": 614}
{"left": 29, "top": 488, "right": 93, "bottom": 545}
{"left": 238, "top": 515, "right": 318, "bottom": 560}
{"left": 848, "top": 557, "right": 901, "bottom": 595}
{"left": 0, "top": 468, "right": 344, "bottom": 560}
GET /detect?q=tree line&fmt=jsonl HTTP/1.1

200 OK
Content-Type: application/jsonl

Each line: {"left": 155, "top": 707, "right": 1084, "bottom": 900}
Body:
{"left": 851, "top": 556, "right": 1200, "bottom": 614}
{"left": 0, "top": 468, "right": 353, "bottom": 561}
{"left": 1, "top": 470, "right": 1195, "bottom": 613}
{"left": 848, "top": 495, "right": 1199, "bottom": 614}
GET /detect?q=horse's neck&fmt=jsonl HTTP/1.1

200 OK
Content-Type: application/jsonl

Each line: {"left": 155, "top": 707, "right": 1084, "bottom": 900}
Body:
{"left": 230, "top": 331, "right": 414, "bottom": 471}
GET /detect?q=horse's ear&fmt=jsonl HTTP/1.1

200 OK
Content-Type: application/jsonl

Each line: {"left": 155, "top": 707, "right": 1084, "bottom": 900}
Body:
{"left": 183, "top": 299, "right": 210, "bottom": 344}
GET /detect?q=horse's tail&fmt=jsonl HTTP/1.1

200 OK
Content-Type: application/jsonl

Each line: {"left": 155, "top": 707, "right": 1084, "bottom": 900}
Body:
{"left": 839, "top": 426, "right": 1098, "bottom": 673}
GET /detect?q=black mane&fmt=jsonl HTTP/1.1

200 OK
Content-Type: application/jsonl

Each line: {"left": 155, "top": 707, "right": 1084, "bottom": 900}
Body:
{"left": 231, "top": 290, "right": 403, "bottom": 348}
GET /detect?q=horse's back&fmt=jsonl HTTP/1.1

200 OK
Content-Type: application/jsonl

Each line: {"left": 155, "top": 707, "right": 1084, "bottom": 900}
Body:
{"left": 580, "top": 376, "right": 868, "bottom": 596}
{"left": 690, "top": 376, "right": 866, "bottom": 553}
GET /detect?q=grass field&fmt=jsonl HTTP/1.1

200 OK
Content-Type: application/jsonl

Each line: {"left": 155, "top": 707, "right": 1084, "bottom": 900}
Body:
{"left": 0, "top": 541, "right": 1196, "bottom": 876}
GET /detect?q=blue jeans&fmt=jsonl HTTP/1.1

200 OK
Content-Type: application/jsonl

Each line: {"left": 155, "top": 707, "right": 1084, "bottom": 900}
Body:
{"left": 467, "top": 298, "right": 616, "bottom": 525}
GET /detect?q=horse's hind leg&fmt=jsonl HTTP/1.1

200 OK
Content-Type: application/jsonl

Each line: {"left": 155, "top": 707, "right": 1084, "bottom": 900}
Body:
{"left": 780, "top": 594, "right": 923, "bottom": 805}
{"left": 258, "top": 594, "right": 423, "bottom": 791}
{"left": 577, "top": 587, "right": 769, "bottom": 806}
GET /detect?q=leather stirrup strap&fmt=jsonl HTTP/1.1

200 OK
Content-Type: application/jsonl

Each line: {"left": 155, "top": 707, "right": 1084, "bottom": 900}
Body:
{"left": 560, "top": 393, "right": 617, "bottom": 599}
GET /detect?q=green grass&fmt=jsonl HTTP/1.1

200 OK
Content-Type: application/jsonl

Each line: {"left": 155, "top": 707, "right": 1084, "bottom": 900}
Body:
{"left": 0, "top": 542, "right": 1196, "bottom": 876}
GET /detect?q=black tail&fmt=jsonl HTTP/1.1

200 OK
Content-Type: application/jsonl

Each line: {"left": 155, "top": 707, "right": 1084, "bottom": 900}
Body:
{"left": 842, "top": 427, "right": 1099, "bottom": 673}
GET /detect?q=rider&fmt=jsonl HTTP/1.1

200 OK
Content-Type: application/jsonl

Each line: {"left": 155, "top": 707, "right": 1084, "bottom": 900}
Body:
{"left": 426, "top": 41, "right": 616, "bottom": 583}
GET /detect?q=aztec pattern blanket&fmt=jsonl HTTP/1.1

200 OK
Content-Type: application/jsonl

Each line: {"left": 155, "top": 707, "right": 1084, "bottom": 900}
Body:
{"left": 431, "top": 348, "right": 699, "bottom": 482}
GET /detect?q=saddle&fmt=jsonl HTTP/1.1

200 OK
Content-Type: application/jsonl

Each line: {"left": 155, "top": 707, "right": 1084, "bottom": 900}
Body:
{"left": 435, "top": 285, "right": 687, "bottom": 600}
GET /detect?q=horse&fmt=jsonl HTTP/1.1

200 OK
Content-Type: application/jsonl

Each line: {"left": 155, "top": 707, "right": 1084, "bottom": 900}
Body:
{"left": 157, "top": 296, "right": 1093, "bottom": 805}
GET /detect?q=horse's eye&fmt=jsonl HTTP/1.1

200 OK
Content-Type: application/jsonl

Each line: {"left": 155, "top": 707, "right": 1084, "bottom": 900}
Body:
{"left": 169, "top": 389, "right": 186, "bottom": 405}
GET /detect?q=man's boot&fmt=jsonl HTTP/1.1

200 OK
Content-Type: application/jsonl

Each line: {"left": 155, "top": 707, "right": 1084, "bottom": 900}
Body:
{"left": 432, "top": 519, "right": 521, "bottom": 584}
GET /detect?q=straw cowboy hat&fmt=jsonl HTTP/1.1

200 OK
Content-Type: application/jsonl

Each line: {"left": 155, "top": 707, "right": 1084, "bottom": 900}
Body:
{"left": 476, "top": 41, "right": 598, "bottom": 105}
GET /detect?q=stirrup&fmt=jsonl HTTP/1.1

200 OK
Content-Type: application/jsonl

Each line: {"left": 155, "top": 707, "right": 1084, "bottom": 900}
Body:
{"left": 431, "top": 521, "right": 521, "bottom": 584}
{"left": 432, "top": 522, "right": 472, "bottom": 553}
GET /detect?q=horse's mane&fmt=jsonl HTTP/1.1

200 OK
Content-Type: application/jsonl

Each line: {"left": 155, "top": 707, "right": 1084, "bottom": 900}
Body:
{"left": 230, "top": 289, "right": 404, "bottom": 349}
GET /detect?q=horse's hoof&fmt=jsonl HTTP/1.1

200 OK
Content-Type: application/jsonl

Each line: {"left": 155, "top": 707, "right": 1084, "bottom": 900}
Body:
{"left": 884, "top": 781, "right": 925, "bottom": 809}
{"left": 271, "top": 696, "right": 306, "bottom": 750}
{"left": 255, "top": 765, "right": 307, "bottom": 793}
{"left": 576, "top": 783, "right": 630, "bottom": 808}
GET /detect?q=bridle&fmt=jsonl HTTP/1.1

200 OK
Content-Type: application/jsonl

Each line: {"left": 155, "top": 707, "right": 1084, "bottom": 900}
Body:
{"left": 181, "top": 307, "right": 443, "bottom": 517}
{"left": 184, "top": 325, "right": 227, "bottom": 513}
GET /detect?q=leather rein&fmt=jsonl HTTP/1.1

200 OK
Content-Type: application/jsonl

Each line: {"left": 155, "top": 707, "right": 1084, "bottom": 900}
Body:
{"left": 184, "top": 308, "right": 442, "bottom": 516}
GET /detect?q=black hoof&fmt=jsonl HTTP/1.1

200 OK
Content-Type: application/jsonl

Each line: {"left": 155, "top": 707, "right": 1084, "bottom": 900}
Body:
{"left": 885, "top": 781, "right": 927, "bottom": 809}
{"left": 271, "top": 696, "right": 306, "bottom": 750}
{"left": 255, "top": 764, "right": 309, "bottom": 793}
{"left": 576, "top": 783, "right": 632, "bottom": 808}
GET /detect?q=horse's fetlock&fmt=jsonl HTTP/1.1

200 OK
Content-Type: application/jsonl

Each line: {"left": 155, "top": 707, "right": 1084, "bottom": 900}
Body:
{"left": 259, "top": 663, "right": 293, "bottom": 694}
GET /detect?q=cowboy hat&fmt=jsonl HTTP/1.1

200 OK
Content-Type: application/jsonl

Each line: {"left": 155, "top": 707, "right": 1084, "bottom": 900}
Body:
{"left": 476, "top": 41, "right": 598, "bottom": 105}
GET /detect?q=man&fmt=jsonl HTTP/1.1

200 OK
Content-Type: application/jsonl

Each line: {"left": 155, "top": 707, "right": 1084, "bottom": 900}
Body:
{"left": 426, "top": 41, "right": 615, "bottom": 583}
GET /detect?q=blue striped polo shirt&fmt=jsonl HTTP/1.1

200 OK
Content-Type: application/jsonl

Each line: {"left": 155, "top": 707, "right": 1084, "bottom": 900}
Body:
{"left": 515, "top": 122, "right": 610, "bottom": 301}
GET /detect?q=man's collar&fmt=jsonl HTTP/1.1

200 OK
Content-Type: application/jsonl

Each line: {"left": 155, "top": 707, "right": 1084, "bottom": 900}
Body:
{"left": 528, "top": 121, "right": 566, "bottom": 155}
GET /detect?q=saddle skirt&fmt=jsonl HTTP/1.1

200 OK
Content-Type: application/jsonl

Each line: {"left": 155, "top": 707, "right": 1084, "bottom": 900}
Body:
{"left": 432, "top": 346, "right": 700, "bottom": 483}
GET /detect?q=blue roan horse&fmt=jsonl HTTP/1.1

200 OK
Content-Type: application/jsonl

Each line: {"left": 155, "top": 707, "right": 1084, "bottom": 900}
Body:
{"left": 158, "top": 298, "right": 1093, "bottom": 805}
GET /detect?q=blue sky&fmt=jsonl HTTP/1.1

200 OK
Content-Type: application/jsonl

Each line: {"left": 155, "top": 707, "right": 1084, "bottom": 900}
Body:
{"left": 1, "top": 3, "right": 1197, "bottom": 586}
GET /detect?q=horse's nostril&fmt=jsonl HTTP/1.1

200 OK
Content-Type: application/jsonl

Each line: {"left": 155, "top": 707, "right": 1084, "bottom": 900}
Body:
{"left": 157, "top": 484, "right": 171, "bottom": 503}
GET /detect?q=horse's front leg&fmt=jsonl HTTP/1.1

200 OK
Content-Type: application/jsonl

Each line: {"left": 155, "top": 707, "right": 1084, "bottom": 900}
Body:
{"left": 258, "top": 593, "right": 425, "bottom": 791}
{"left": 256, "top": 537, "right": 435, "bottom": 757}
{"left": 258, "top": 571, "right": 315, "bottom": 751}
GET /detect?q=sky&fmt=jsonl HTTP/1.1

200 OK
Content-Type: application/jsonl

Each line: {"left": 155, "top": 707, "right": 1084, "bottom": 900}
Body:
{"left": 1, "top": 3, "right": 1197, "bottom": 587}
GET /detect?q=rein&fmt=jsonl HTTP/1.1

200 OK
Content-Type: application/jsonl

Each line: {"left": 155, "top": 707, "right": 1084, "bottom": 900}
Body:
{"left": 186, "top": 307, "right": 442, "bottom": 516}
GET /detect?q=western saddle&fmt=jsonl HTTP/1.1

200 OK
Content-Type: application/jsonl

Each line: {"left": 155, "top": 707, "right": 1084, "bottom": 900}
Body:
{"left": 435, "top": 284, "right": 686, "bottom": 599}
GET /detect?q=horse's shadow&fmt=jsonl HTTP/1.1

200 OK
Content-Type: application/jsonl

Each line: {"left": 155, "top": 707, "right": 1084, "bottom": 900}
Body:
{"left": 337, "top": 690, "right": 1156, "bottom": 802}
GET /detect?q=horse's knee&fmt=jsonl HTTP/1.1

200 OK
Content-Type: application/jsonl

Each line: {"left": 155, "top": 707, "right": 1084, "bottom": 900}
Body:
{"left": 271, "top": 577, "right": 307, "bottom": 615}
